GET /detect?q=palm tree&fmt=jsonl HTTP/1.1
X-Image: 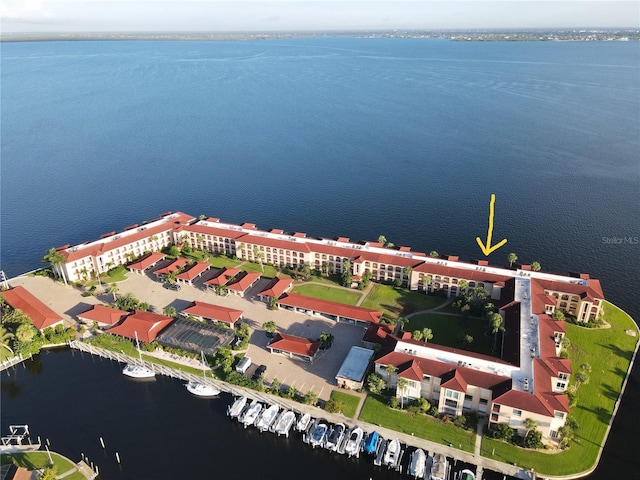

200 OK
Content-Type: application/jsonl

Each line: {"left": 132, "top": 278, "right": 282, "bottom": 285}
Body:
{"left": 421, "top": 328, "right": 433, "bottom": 342}
{"left": 253, "top": 246, "right": 264, "bottom": 272}
{"left": 508, "top": 252, "right": 518, "bottom": 267}
{"left": 15, "top": 323, "right": 36, "bottom": 343}
{"left": 397, "top": 377, "right": 409, "bottom": 409}
{"left": 377, "top": 235, "right": 387, "bottom": 245}
{"left": 421, "top": 274, "right": 432, "bottom": 292}
{"left": 403, "top": 266, "right": 412, "bottom": 288}
{"left": 531, "top": 261, "right": 541, "bottom": 272}
{"left": 429, "top": 251, "right": 439, "bottom": 258}
{"left": 384, "top": 364, "right": 396, "bottom": 388}
{"left": 0, "top": 326, "right": 14, "bottom": 355}
{"left": 42, "top": 248, "right": 67, "bottom": 285}
{"left": 236, "top": 242, "right": 246, "bottom": 258}
{"left": 523, "top": 417, "right": 537, "bottom": 439}
{"left": 108, "top": 283, "right": 119, "bottom": 301}
{"left": 163, "top": 306, "right": 177, "bottom": 318}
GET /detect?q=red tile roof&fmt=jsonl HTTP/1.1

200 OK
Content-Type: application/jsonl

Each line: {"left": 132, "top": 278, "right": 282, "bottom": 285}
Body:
{"left": 440, "top": 370, "right": 468, "bottom": 392}
{"left": 269, "top": 333, "right": 320, "bottom": 358}
{"left": 153, "top": 257, "right": 190, "bottom": 276}
{"left": 277, "top": 293, "right": 383, "bottom": 323}
{"left": 536, "top": 278, "right": 604, "bottom": 302}
{"left": 77, "top": 304, "right": 129, "bottom": 326}
{"left": 108, "top": 310, "right": 174, "bottom": 343}
{"left": 127, "top": 252, "right": 166, "bottom": 272}
{"left": 362, "top": 323, "right": 394, "bottom": 345}
{"left": 204, "top": 267, "right": 240, "bottom": 286}
{"left": 2, "top": 286, "right": 64, "bottom": 330}
{"left": 62, "top": 212, "right": 194, "bottom": 262}
{"left": 258, "top": 277, "right": 293, "bottom": 298}
{"left": 176, "top": 261, "right": 211, "bottom": 281}
{"left": 178, "top": 223, "right": 247, "bottom": 239}
{"left": 227, "top": 271, "right": 261, "bottom": 292}
{"left": 239, "top": 234, "right": 312, "bottom": 253}
{"left": 413, "top": 262, "right": 512, "bottom": 284}
{"left": 181, "top": 301, "right": 243, "bottom": 325}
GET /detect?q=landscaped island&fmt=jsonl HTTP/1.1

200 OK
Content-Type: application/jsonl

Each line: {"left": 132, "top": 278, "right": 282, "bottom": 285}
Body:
{"left": 1, "top": 211, "right": 637, "bottom": 477}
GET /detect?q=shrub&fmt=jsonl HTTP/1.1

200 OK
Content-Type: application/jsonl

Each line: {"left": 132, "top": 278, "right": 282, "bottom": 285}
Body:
{"left": 366, "top": 373, "right": 386, "bottom": 394}
{"left": 325, "top": 399, "right": 341, "bottom": 413}
{"left": 491, "top": 423, "right": 514, "bottom": 441}
{"left": 453, "top": 415, "right": 467, "bottom": 429}
{"left": 303, "top": 391, "right": 319, "bottom": 406}
{"left": 388, "top": 397, "right": 400, "bottom": 409}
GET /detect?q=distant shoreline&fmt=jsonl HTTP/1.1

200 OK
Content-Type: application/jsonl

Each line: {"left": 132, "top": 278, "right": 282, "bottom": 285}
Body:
{"left": 1, "top": 28, "right": 638, "bottom": 43}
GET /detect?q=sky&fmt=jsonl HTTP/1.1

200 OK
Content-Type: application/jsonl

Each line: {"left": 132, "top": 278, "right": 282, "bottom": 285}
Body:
{"left": 1, "top": 0, "right": 638, "bottom": 33}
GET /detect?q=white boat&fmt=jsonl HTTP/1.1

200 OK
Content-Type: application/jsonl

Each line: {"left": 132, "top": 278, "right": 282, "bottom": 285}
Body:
{"left": 344, "top": 427, "right": 364, "bottom": 458}
{"left": 459, "top": 469, "right": 475, "bottom": 480}
{"left": 408, "top": 448, "right": 427, "bottom": 479}
{"left": 296, "top": 413, "right": 312, "bottom": 432}
{"left": 273, "top": 411, "right": 296, "bottom": 437}
{"left": 325, "top": 423, "right": 346, "bottom": 452}
{"left": 227, "top": 396, "right": 247, "bottom": 418}
{"left": 309, "top": 422, "right": 328, "bottom": 448}
{"left": 123, "top": 331, "right": 155, "bottom": 379}
{"left": 431, "top": 453, "right": 447, "bottom": 480}
{"left": 186, "top": 351, "right": 220, "bottom": 397}
{"left": 256, "top": 404, "right": 279, "bottom": 432}
{"left": 242, "top": 402, "right": 262, "bottom": 428}
{"left": 383, "top": 438, "right": 401, "bottom": 468}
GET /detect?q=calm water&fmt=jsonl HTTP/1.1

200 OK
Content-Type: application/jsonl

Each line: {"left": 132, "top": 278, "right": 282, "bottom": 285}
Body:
{"left": 1, "top": 38, "right": 639, "bottom": 478}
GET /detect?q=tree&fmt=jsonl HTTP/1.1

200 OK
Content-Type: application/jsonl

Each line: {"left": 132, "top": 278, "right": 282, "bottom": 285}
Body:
{"left": 253, "top": 246, "right": 264, "bottom": 272}
{"left": 403, "top": 267, "right": 412, "bottom": 288}
{"left": 15, "top": 323, "right": 37, "bottom": 343}
{"left": 524, "top": 428, "right": 543, "bottom": 449}
{"left": 269, "top": 377, "right": 281, "bottom": 394}
{"left": 377, "top": 235, "right": 387, "bottom": 245}
{"left": 397, "top": 377, "right": 409, "bottom": 408}
{"left": 263, "top": 320, "right": 277, "bottom": 337}
{"left": 0, "top": 326, "right": 15, "bottom": 355}
{"left": 268, "top": 296, "right": 279, "bottom": 310}
{"left": 42, "top": 248, "right": 67, "bottom": 285}
{"left": 163, "top": 306, "right": 177, "bottom": 318}
{"left": 523, "top": 417, "right": 537, "bottom": 438}
{"left": 531, "top": 261, "right": 541, "bottom": 272}
{"left": 39, "top": 466, "right": 58, "bottom": 480}
{"left": 421, "top": 328, "right": 433, "bottom": 342}
{"left": 488, "top": 312, "right": 504, "bottom": 335}
{"left": 492, "top": 423, "right": 513, "bottom": 441}
{"left": 421, "top": 274, "right": 432, "bottom": 292}
{"left": 412, "top": 330, "right": 424, "bottom": 341}
{"left": 384, "top": 364, "right": 396, "bottom": 388}
{"left": 458, "top": 279, "right": 468, "bottom": 293}
{"left": 462, "top": 334, "right": 474, "bottom": 346}
{"left": 341, "top": 259, "right": 352, "bottom": 287}
{"left": 366, "top": 373, "right": 386, "bottom": 394}
{"left": 429, "top": 251, "right": 439, "bottom": 258}
{"left": 319, "top": 332, "right": 334, "bottom": 350}
{"left": 574, "top": 371, "right": 589, "bottom": 386}
{"left": 580, "top": 363, "right": 592, "bottom": 373}
{"left": 508, "top": 252, "right": 518, "bottom": 267}
{"left": 325, "top": 399, "right": 341, "bottom": 413}
{"left": 559, "top": 415, "right": 579, "bottom": 448}
{"left": 552, "top": 309, "right": 565, "bottom": 321}
{"left": 303, "top": 390, "right": 319, "bottom": 406}
{"left": 108, "top": 283, "right": 119, "bottom": 301}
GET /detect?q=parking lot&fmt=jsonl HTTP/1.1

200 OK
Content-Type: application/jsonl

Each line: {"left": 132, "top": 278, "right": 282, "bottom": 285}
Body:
{"left": 11, "top": 269, "right": 369, "bottom": 400}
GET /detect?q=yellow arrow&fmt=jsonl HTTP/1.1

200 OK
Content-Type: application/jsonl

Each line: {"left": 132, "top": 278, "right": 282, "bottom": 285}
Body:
{"left": 476, "top": 193, "right": 508, "bottom": 256}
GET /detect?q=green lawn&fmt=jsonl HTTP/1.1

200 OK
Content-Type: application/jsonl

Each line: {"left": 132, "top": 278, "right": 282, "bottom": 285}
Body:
{"left": 405, "top": 313, "right": 494, "bottom": 356}
{"left": 291, "top": 284, "right": 362, "bottom": 306}
{"left": 361, "top": 284, "right": 446, "bottom": 318}
{"left": 329, "top": 390, "right": 361, "bottom": 418}
{"left": 481, "top": 301, "right": 639, "bottom": 475}
{"left": 2, "top": 451, "right": 76, "bottom": 474}
{"left": 359, "top": 394, "right": 476, "bottom": 452}
{"left": 208, "top": 256, "right": 242, "bottom": 269}
{"left": 239, "top": 262, "right": 278, "bottom": 279}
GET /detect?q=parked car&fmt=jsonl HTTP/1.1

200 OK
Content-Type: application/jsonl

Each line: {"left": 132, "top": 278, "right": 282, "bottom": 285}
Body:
{"left": 252, "top": 364, "right": 267, "bottom": 381}
{"left": 164, "top": 283, "right": 181, "bottom": 291}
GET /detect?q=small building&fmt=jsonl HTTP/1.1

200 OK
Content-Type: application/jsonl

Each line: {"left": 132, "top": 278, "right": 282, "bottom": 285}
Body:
{"left": 335, "top": 346, "right": 374, "bottom": 389}
{"left": 108, "top": 309, "right": 174, "bottom": 343}
{"left": 276, "top": 293, "right": 383, "bottom": 326}
{"left": 153, "top": 258, "right": 190, "bottom": 279}
{"left": 268, "top": 333, "right": 321, "bottom": 363}
{"left": 180, "top": 301, "right": 243, "bottom": 327}
{"left": 226, "top": 271, "right": 261, "bottom": 297}
{"left": 203, "top": 267, "right": 240, "bottom": 291}
{"left": 257, "top": 276, "right": 293, "bottom": 302}
{"left": 2, "top": 286, "right": 64, "bottom": 331}
{"left": 127, "top": 252, "right": 166, "bottom": 275}
{"left": 77, "top": 304, "right": 129, "bottom": 328}
{"left": 175, "top": 261, "right": 211, "bottom": 285}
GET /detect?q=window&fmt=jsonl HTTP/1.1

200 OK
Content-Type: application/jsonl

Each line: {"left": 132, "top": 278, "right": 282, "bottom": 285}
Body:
{"left": 445, "top": 398, "right": 458, "bottom": 408}
{"left": 464, "top": 394, "right": 473, "bottom": 402}
{"left": 422, "top": 375, "right": 431, "bottom": 382}
{"left": 554, "top": 411, "right": 565, "bottom": 420}
{"left": 492, "top": 404, "right": 500, "bottom": 412}
{"left": 550, "top": 430, "right": 559, "bottom": 439}
{"left": 479, "top": 398, "right": 488, "bottom": 405}
{"left": 558, "top": 372, "right": 569, "bottom": 381}
{"left": 556, "top": 381, "right": 567, "bottom": 390}
{"left": 513, "top": 409, "right": 522, "bottom": 417}
{"left": 445, "top": 390, "right": 460, "bottom": 400}
{"left": 491, "top": 413, "right": 499, "bottom": 422}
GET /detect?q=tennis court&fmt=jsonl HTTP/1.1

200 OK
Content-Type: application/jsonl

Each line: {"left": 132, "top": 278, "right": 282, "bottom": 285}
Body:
{"left": 156, "top": 317, "right": 235, "bottom": 356}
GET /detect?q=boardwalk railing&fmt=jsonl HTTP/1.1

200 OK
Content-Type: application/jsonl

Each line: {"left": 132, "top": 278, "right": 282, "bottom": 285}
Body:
{"left": 0, "top": 353, "right": 32, "bottom": 372}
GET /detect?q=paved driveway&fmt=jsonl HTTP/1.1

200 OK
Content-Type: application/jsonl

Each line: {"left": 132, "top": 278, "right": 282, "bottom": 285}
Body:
{"left": 10, "top": 271, "right": 369, "bottom": 400}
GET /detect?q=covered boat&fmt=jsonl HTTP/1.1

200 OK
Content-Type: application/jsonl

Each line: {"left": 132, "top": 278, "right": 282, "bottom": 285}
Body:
{"left": 408, "top": 448, "right": 426, "bottom": 479}
{"left": 363, "top": 431, "right": 379, "bottom": 455}
{"left": 431, "top": 453, "right": 447, "bottom": 480}
{"left": 242, "top": 401, "right": 262, "bottom": 428}
{"left": 459, "top": 469, "right": 475, "bottom": 480}
{"left": 273, "top": 411, "right": 296, "bottom": 437}
{"left": 227, "top": 396, "right": 247, "bottom": 418}
{"left": 296, "top": 412, "right": 312, "bottom": 432}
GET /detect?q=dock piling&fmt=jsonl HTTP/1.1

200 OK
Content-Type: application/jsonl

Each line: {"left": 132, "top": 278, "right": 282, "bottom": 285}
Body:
{"left": 115, "top": 452, "right": 121, "bottom": 464}
{"left": 99, "top": 437, "right": 105, "bottom": 449}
